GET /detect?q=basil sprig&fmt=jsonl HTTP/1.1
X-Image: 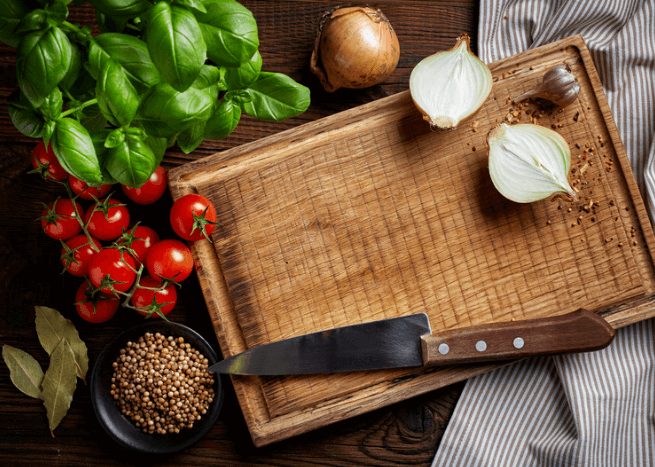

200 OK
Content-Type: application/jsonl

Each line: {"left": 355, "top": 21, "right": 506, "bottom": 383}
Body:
{"left": 5, "top": 0, "right": 311, "bottom": 188}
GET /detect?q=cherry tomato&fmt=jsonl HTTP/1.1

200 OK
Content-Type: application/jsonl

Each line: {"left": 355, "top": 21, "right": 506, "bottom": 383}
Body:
{"left": 41, "top": 199, "right": 83, "bottom": 240}
{"left": 61, "top": 235, "right": 102, "bottom": 277}
{"left": 75, "top": 281, "right": 120, "bottom": 323}
{"left": 122, "top": 165, "right": 168, "bottom": 205}
{"left": 69, "top": 174, "right": 113, "bottom": 200}
{"left": 117, "top": 225, "right": 160, "bottom": 266}
{"left": 130, "top": 275, "right": 178, "bottom": 317}
{"left": 88, "top": 248, "right": 137, "bottom": 296}
{"left": 31, "top": 142, "right": 67, "bottom": 181}
{"left": 85, "top": 199, "right": 130, "bottom": 241}
{"left": 146, "top": 239, "right": 193, "bottom": 282}
{"left": 170, "top": 194, "right": 218, "bottom": 242}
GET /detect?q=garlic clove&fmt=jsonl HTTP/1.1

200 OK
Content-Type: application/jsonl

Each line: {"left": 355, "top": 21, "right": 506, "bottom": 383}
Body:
{"left": 487, "top": 123, "right": 576, "bottom": 203}
{"left": 410, "top": 34, "right": 492, "bottom": 129}
{"left": 513, "top": 65, "right": 580, "bottom": 107}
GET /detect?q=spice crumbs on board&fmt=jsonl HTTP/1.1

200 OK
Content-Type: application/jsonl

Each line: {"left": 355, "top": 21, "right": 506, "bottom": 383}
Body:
{"left": 501, "top": 85, "right": 640, "bottom": 248}
{"left": 110, "top": 332, "right": 215, "bottom": 435}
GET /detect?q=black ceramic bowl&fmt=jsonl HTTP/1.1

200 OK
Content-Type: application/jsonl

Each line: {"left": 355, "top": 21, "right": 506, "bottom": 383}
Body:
{"left": 90, "top": 321, "right": 224, "bottom": 454}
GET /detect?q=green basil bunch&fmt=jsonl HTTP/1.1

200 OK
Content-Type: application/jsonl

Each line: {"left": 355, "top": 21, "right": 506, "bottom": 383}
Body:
{"left": 4, "top": 0, "right": 310, "bottom": 187}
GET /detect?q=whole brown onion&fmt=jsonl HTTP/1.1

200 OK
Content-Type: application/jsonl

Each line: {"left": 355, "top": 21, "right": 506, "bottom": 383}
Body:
{"left": 310, "top": 6, "right": 400, "bottom": 92}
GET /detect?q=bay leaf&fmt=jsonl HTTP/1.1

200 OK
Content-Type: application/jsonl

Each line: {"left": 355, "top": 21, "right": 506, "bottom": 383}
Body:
{"left": 34, "top": 306, "right": 89, "bottom": 382}
{"left": 41, "top": 338, "right": 77, "bottom": 436}
{"left": 2, "top": 345, "right": 44, "bottom": 399}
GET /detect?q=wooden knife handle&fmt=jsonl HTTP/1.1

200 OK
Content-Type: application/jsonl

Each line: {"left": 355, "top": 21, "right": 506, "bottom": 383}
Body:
{"left": 421, "top": 308, "right": 615, "bottom": 366}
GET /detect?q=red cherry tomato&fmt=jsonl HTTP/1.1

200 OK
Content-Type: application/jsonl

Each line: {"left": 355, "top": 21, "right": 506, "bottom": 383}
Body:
{"left": 32, "top": 142, "right": 67, "bottom": 181}
{"left": 146, "top": 239, "right": 193, "bottom": 282}
{"left": 40, "top": 199, "right": 83, "bottom": 240}
{"left": 122, "top": 165, "right": 168, "bottom": 205}
{"left": 88, "top": 248, "right": 137, "bottom": 296}
{"left": 75, "top": 281, "right": 120, "bottom": 323}
{"left": 84, "top": 199, "right": 130, "bottom": 241}
{"left": 61, "top": 235, "right": 102, "bottom": 277}
{"left": 130, "top": 275, "right": 178, "bottom": 317}
{"left": 170, "top": 194, "right": 218, "bottom": 242}
{"left": 69, "top": 174, "right": 113, "bottom": 200}
{"left": 117, "top": 225, "right": 160, "bottom": 266}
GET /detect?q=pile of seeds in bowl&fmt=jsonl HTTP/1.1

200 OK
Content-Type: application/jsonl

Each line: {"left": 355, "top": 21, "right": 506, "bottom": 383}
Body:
{"left": 110, "top": 332, "right": 215, "bottom": 434}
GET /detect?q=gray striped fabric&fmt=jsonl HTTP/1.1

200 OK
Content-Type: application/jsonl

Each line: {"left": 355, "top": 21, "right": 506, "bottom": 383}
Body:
{"left": 432, "top": 1, "right": 655, "bottom": 466}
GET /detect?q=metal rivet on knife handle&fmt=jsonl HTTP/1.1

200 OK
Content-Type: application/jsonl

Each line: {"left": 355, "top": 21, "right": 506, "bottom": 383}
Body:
{"left": 513, "top": 337, "right": 525, "bottom": 349}
{"left": 438, "top": 343, "right": 450, "bottom": 355}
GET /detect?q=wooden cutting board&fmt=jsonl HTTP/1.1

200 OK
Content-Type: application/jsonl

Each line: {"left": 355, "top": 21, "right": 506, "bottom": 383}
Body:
{"left": 168, "top": 35, "right": 655, "bottom": 447}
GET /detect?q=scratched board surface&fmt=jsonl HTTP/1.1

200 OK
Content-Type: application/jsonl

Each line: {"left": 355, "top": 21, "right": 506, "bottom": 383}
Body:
{"left": 168, "top": 36, "right": 655, "bottom": 446}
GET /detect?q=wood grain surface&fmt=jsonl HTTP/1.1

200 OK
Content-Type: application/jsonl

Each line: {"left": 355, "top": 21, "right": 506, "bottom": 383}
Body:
{"left": 0, "top": 1, "right": 479, "bottom": 465}
{"left": 168, "top": 34, "right": 655, "bottom": 446}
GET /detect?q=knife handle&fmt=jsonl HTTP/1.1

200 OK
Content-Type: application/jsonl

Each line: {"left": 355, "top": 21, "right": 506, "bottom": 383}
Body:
{"left": 421, "top": 308, "right": 615, "bottom": 366}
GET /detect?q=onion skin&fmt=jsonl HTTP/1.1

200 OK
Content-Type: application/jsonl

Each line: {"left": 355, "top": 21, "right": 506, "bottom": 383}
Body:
{"left": 310, "top": 6, "right": 400, "bottom": 92}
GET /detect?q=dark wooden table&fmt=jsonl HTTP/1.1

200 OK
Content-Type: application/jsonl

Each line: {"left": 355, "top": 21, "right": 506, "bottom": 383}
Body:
{"left": 0, "top": 1, "right": 478, "bottom": 465}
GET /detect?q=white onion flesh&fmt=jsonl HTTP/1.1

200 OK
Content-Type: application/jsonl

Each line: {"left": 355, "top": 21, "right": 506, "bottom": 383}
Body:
{"left": 488, "top": 123, "right": 576, "bottom": 203}
{"left": 410, "top": 34, "right": 492, "bottom": 129}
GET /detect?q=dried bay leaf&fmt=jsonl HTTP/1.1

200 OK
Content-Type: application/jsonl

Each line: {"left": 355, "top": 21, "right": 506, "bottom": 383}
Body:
{"left": 41, "top": 338, "right": 77, "bottom": 436}
{"left": 35, "top": 306, "right": 89, "bottom": 382}
{"left": 2, "top": 345, "right": 44, "bottom": 398}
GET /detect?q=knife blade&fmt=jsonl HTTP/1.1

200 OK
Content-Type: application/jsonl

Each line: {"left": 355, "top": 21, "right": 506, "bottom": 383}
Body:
{"left": 208, "top": 308, "right": 614, "bottom": 375}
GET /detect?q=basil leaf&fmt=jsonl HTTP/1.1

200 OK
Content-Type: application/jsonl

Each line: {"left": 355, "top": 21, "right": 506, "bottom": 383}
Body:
{"left": 79, "top": 104, "right": 108, "bottom": 132}
{"left": 147, "top": 134, "right": 167, "bottom": 166}
{"left": 66, "top": 68, "right": 96, "bottom": 100}
{"left": 96, "top": 58, "right": 140, "bottom": 127}
{"left": 138, "top": 82, "right": 214, "bottom": 136}
{"left": 204, "top": 96, "right": 240, "bottom": 140}
{"left": 235, "top": 72, "right": 310, "bottom": 121}
{"left": 146, "top": 2, "right": 206, "bottom": 92}
{"left": 90, "top": 128, "right": 110, "bottom": 161}
{"left": 15, "top": 9, "right": 46, "bottom": 35}
{"left": 192, "top": 65, "right": 222, "bottom": 100}
{"left": 196, "top": 0, "right": 258, "bottom": 68}
{"left": 95, "top": 9, "right": 128, "bottom": 33}
{"left": 44, "top": 2, "right": 68, "bottom": 24}
{"left": 39, "top": 87, "right": 63, "bottom": 120}
{"left": 105, "top": 131, "right": 156, "bottom": 187}
{"left": 89, "top": 128, "right": 117, "bottom": 184}
{"left": 51, "top": 118, "right": 103, "bottom": 185}
{"left": 225, "top": 50, "right": 261, "bottom": 90}
{"left": 177, "top": 121, "right": 205, "bottom": 153}
{"left": 7, "top": 88, "right": 45, "bottom": 138}
{"left": 174, "top": 0, "right": 206, "bottom": 14}
{"left": 58, "top": 41, "right": 82, "bottom": 91}
{"left": 0, "top": 0, "right": 28, "bottom": 47}
{"left": 104, "top": 128, "right": 125, "bottom": 148}
{"left": 42, "top": 120, "right": 56, "bottom": 147}
{"left": 16, "top": 26, "right": 72, "bottom": 108}
{"left": 91, "top": 0, "right": 150, "bottom": 18}
{"left": 192, "top": 64, "right": 222, "bottom": 90}
{"left": 88, "top": 34, "right": 160, "bottom": 94}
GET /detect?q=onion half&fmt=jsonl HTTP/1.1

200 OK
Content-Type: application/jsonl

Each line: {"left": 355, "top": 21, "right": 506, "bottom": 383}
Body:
{"left": 410, "top": 34, "right": 492, "bottom": 129}
{"left": 488, "top": 123, "right": 576, "bottom": 203}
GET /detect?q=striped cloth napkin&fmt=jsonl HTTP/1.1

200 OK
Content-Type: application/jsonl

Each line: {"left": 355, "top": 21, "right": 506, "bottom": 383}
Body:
{"left": 432, "top": 1, "right": 655, "bottom": 466}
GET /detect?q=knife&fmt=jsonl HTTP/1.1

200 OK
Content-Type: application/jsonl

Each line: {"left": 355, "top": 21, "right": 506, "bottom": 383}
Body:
{"left": 208, "top": 308, "right": 614, "bottom": 375}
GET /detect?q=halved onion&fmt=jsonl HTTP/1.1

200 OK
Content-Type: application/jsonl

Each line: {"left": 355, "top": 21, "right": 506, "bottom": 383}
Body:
{"left": 488, "top": 123, "right": 576, "bottom": 203}
{"left": 409, "top": 34, "right": 492, "bottom": 129}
